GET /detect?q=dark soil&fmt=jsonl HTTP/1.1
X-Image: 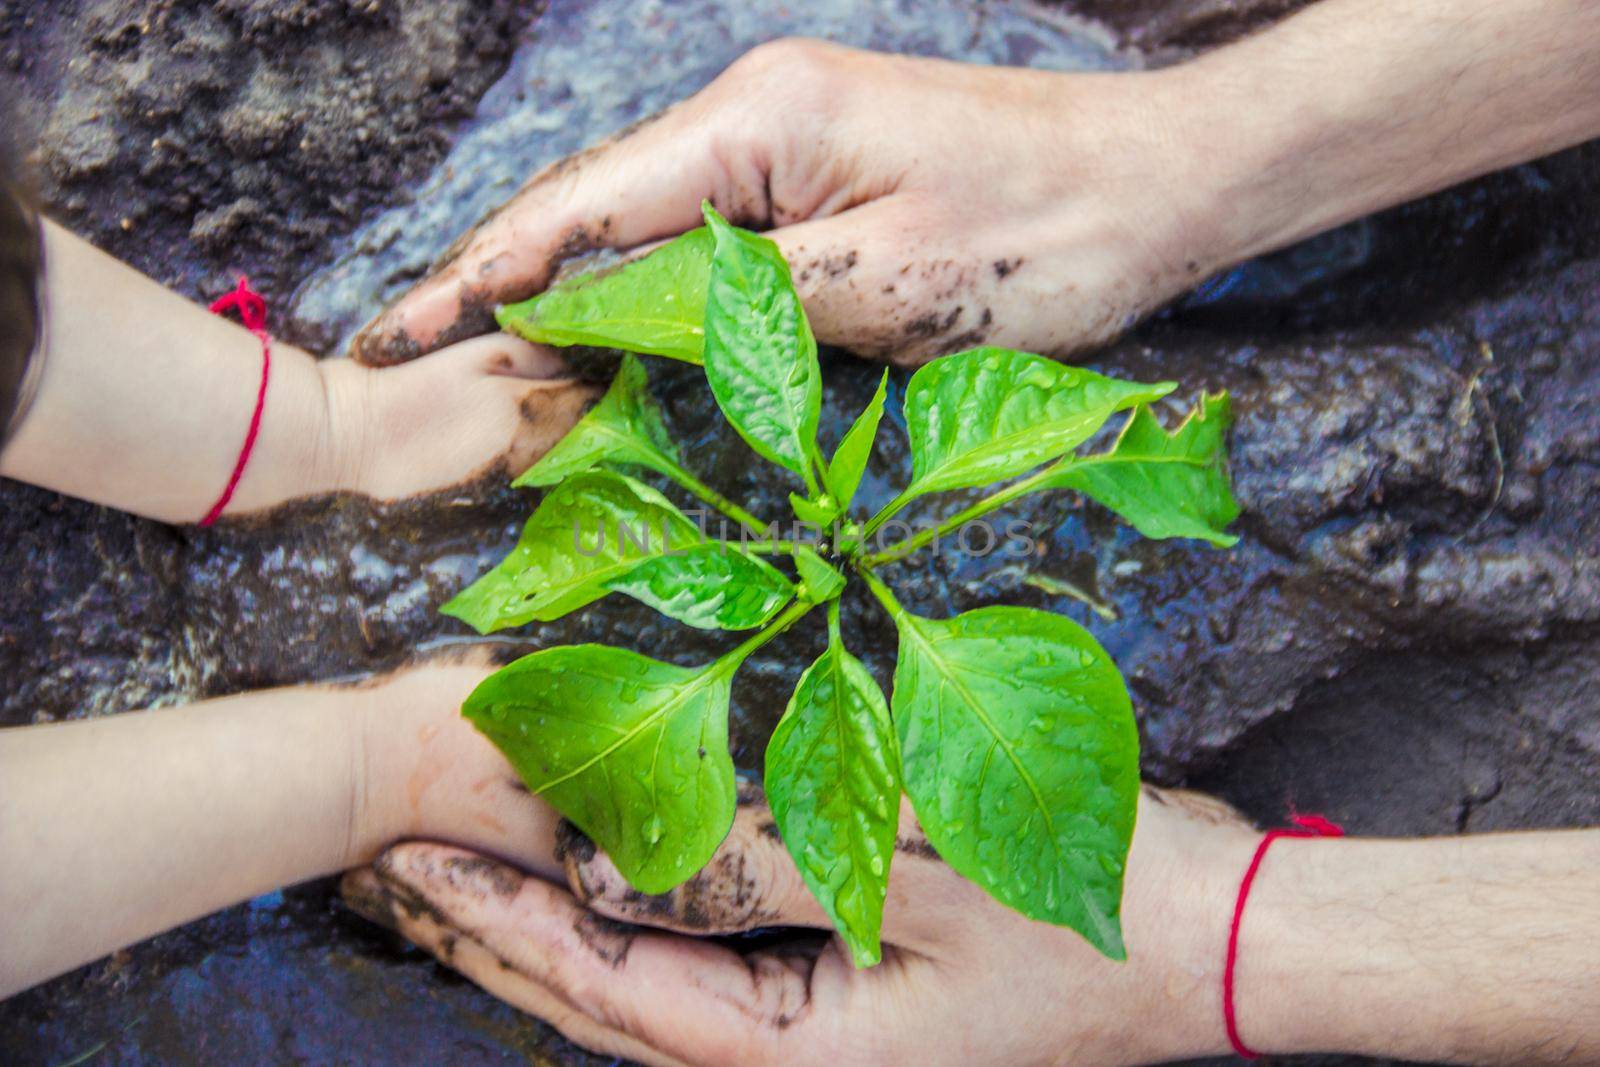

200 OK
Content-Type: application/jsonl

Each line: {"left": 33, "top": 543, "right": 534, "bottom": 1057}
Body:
{"left": 2, "top": 0, "right": 1597, "bottom": 1064}
{"left": 0, "top": 0, "right": 538, "bottom": 320}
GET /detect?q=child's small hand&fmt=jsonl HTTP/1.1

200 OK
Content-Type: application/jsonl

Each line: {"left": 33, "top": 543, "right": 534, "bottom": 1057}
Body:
{"left": 347, "top": 653, "right": 565, "bottom": 882}
{"left": 313, "top": 336, "right": 598, "bottom": 504}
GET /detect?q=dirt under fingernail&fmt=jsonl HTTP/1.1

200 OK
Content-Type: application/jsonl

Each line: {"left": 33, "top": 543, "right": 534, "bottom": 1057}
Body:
{"left": 340, "top": 875, "right": 400, "bottom": 934}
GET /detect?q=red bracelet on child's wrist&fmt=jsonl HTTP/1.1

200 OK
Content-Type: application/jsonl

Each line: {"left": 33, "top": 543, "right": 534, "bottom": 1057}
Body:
{"left": 200, "top": 276, "right": 272, "bottom": 527}
{"left": 1223, "top": 812, "right": 1345, "bottom": 1059}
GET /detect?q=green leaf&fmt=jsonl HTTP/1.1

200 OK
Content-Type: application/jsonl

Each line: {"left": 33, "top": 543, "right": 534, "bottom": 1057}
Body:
{"left": 789, "top": 492, "right": 841, "bottom": 529}
{"left": 1045, "top": 393, "right": 1240, "bottom": 547}
{"left": 793, "top": 546, "right": 846, "bottom": 603}
{"left": 513, "top": 355, "right": 680, "bottom": 489}
{"left": 442, "top": 470, "right": 704, "bottom": 633}
{"left": 825, "top": 369, "right": 888, "bottom": 510}
{"left": 604, "top": 542, "right": 794, "bottom": 630}
{"left": 901, "top": 347, "right": 1175, "bottom": 500}
{"left": 887, "top": 603, "right": 1139, "bottom": 959}
{"left": 464, "top": 646, "right": 737, "bottom": 893}
{"left": 701, "top": 203, "right": 822, "bottom": 483}
{"left": 496, "top": 228, "right": 712, "bottom": 364}
{"left": 766, "top": 605, "right": 900, "bottom": 966}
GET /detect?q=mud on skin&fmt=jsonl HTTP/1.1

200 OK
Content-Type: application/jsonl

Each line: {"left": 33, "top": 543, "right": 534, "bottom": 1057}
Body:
{"left": 558, "top": 783, "right": 792, "bottom": 936}
{"left": 4, "top": 1, "right": 1600, "bottom": 1065}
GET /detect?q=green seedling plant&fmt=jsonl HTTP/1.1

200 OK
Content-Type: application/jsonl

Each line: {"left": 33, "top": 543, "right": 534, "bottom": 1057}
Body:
{"left": 444, "top": 203, "right": 1239, "bottom": 966}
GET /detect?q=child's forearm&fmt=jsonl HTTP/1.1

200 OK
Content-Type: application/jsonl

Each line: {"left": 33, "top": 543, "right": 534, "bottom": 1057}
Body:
{"left": 0, "top": 662, "right": 560, "bottom": 999}
{"left": 0, "top": 221, "right": 595, "bottom": 523}
{"left": 0, "top": 222, "right": 352, "bottom": 522}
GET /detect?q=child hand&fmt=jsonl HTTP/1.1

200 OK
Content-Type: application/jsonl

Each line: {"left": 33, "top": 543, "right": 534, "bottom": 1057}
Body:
{"left": 313, "top": 335, "right": 598, "bottom": 504}
{"left": 347, "top": 652, "right": 566, "bottom": 882}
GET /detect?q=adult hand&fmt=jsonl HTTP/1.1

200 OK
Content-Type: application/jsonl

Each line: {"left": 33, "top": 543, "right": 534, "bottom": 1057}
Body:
{"left": 342, "top": 786, "right": 1261, "bottom": 1066}
{"left": 351, "top": 40, "right": 1209, "bottom": 368}
{"left": 354, "top": 0, "right": 1600, "bottom": 373}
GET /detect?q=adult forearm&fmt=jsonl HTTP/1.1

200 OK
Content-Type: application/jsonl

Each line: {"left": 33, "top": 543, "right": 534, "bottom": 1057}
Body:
{"left": 1163, "top": 0, "right": 1600, "bottom": 273}
{"left": 1237, "top": 829, "right": 1600, "bottom": 1063}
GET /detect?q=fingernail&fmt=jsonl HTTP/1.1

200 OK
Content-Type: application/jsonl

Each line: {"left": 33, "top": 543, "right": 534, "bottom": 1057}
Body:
{"left": 340, "top": 869, "right": 399, "bottom": 933}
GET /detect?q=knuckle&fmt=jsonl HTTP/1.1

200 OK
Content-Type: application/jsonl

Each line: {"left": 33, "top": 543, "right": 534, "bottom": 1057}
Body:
{"left": 721, "top": 38, "right": 846, "bottom": 108}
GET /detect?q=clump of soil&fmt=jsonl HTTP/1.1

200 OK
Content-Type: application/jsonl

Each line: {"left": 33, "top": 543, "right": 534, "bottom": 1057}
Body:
{"left": 0, "top": 0, "right": 537, "bottom": 315}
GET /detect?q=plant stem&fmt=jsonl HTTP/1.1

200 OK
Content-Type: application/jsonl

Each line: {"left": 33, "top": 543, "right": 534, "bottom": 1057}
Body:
{"left": 856, "top": 567, "right": 904, "bottom": 621}
{"left": 801, "top": 452, "right": 822, "bottom": 501}
{"left": 861, "top": 489, "right": 914, "bottom": 540}
{"left": 656, "top": 455, "right": 771, "bottom": 534}
{"left": 859, "top": 461, "right": 1074, "bottom": 567}
{"left": 714, "top": 599, "right": 813, "bottom": 674}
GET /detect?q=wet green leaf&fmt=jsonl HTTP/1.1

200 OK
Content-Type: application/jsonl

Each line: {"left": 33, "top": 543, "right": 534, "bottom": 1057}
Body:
{"left": 825, "top": 369, "right": 888, "bottom": 510}
{"left": 767, "top": 606, "right": 900, "bottom": 966}
{"left": 887, "top": 602, "right": 1138, "bottom": 959}
{"left": 792, "top": 546, "right": 846, "bottom": 603}
{"left": 901, "top": 347, "right": 1174, "bottom": 500}
{"left": 442, "top": 470, "right": 704, "bottom": 633}
{"left": 604, "top": 542, "right": 794, "bottom": 630}
{"left": 513, "top": 355, "right": 680, "bottom": 488}
{"left": 496, "top": 228, "right": 712, "bottom": 364}
{"left": 701, "top": 203, "right": 822, "bottom": 482}
{"left": 1045, "top": 393, "right": 1240, "bottom": 547}
{"left": 464, "top": 646, "right": 737, "bottom": 893}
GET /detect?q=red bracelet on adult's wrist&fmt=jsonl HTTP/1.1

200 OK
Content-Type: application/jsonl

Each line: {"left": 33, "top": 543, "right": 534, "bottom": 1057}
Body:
{"left": 1222, "top": 812, "right": 1345, "bottom": 1059}
{"left": 199, "top": 276, "right": 272, "bottom": 527}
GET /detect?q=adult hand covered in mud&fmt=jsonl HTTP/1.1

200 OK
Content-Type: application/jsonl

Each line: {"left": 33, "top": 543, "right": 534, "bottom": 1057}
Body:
{"left": 351, "top": 40, "right": 1207, "bottom": 368}
{"left": 342, "top": 786, "right": 1260, "bottom": 1066}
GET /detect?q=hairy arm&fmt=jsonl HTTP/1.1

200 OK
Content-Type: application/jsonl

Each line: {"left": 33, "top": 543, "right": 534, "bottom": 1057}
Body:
{"left": 0, "top": 662, "right": 560, "bottom": 999}
{"left": 1241, "top": 829, "right": 1600, "bottom": 1064}
{"left": 1181, "top": 0, "right": 1600, "bottom": 275}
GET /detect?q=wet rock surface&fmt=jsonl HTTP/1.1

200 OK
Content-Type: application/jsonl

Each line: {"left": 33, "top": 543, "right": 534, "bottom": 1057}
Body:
{"left": 1060, "top": 0, "right": 1316, "bottom": 54}
{"left": 3, "top": 0, "right": 1598, "bottom": 1064}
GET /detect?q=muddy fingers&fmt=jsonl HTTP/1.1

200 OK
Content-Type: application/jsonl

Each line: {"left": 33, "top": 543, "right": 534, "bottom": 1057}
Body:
{"left": 561, "top": 786, "right": 973, "bottom": 954}
{"left": 346, "top": 841, "right": 821, "bottom": 1066}
{"left": 560, "top": 784, "right": 831, "bottom": 936}
{"left": 340, "top": 863, "right": 684, "bottom": 1067}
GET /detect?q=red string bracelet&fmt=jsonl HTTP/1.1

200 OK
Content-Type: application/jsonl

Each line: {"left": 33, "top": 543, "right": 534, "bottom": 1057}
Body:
{"left": 200, "top": 276, "right": 272, "bottom": 527}
{"left": 1223, "top": 812, "right": 1345, "bottom": 1059}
